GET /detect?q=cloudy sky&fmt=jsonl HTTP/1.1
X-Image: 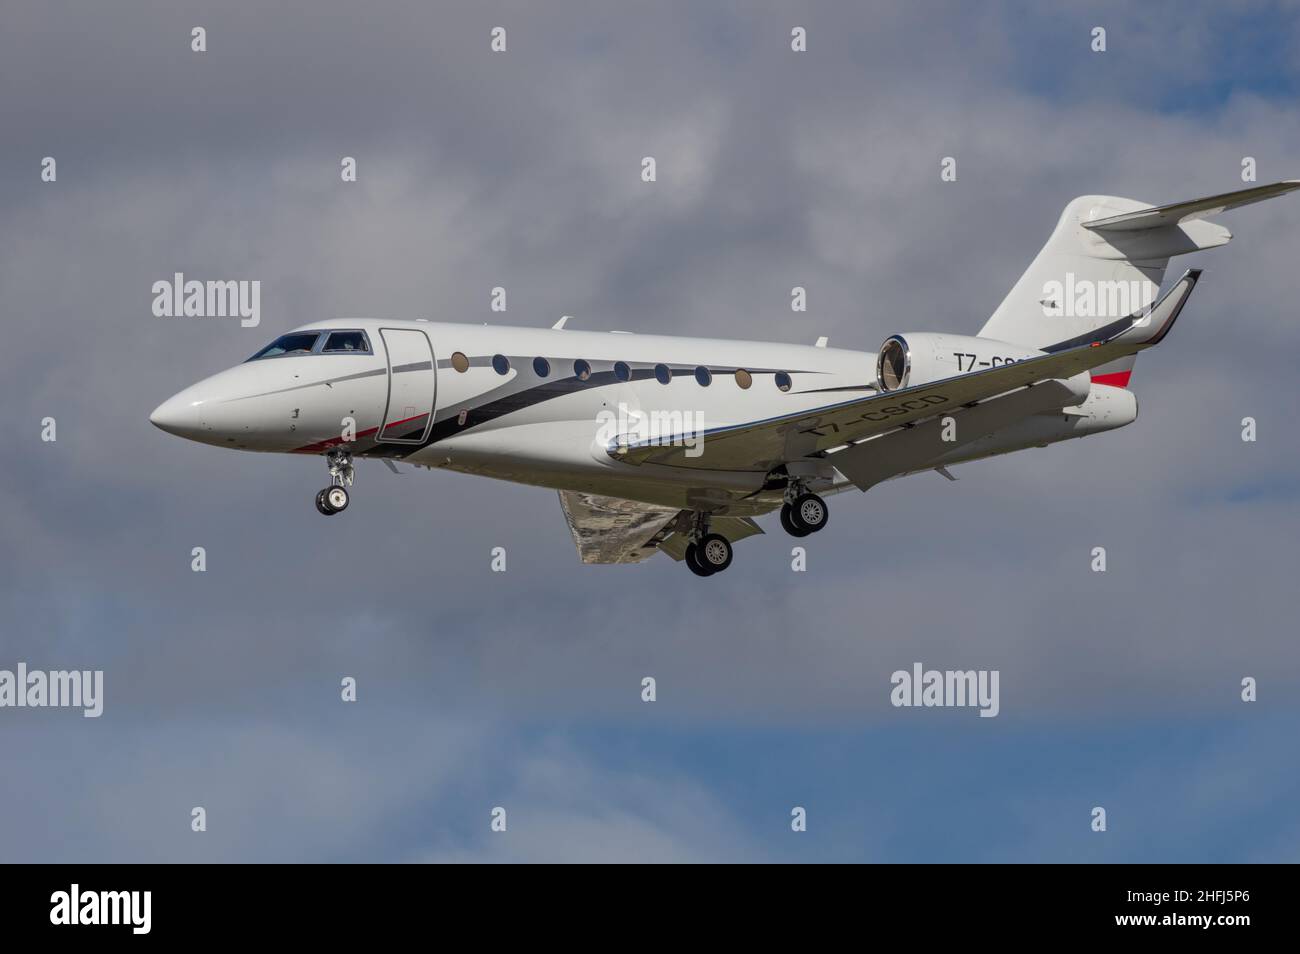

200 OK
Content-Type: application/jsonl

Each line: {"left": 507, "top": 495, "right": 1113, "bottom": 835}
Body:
{"left": 2, "top": 0, "right": 1298, "bottom": 862}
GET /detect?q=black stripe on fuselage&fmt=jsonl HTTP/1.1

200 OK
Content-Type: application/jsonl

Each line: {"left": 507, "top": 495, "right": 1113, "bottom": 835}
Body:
{"left": 371, "top": 364, "right": 821, "bottom": 458}
{"left": 381, "top": 370, "right": 623, "bottom": 457}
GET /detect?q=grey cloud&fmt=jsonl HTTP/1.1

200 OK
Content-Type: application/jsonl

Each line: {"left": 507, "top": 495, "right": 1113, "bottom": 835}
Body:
{"left": 2, "top": 0, "right": 1298, "bottom": 861}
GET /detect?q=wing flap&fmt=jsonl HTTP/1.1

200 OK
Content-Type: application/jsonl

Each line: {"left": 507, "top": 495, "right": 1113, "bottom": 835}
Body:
{"left": 557, "top": 490, "right": 681, "bottom": 564}
{"left": 556, "top": 492, "right": 766, "bottom": 564}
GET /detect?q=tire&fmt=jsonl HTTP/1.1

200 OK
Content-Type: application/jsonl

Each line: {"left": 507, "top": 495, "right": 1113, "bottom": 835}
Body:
{"left": 316, "top": 489, "right": 335, "bottom": 515}
{"left": 325, "top": 486, "right": 349, "bottom": 514}
{"left": 685, "top": 542, "right": 714, "bottom": 577}
{"left": 791, "top": 493, "right": 828, "bottom": 533}
{"left": 780, "top": 504, "right": 811, "bottom": 537}
{"left": 696, "top": 533, "right": 733, "bottom": 573}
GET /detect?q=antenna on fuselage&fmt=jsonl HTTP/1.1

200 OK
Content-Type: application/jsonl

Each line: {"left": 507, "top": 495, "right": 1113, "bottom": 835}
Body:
{"left": 552, "top": 315, "right": 571, "bottom": 330}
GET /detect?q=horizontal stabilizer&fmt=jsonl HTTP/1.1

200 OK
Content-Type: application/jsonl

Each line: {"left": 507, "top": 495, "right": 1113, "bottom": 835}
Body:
{"left": 1081, "top": 180, "right": 1300, "bottom": 233}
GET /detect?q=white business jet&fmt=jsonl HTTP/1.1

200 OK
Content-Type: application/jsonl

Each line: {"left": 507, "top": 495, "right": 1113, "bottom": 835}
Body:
{"left": 152, "top": 181, "right": 1298, "bottom": 577}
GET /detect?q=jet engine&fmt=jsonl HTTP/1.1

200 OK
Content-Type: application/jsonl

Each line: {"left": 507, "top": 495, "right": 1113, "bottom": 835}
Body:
{"left": 876, "top": 333, "right": 1046, "bottom": 390}
{"left": 876, "top": 332, "right": 1091, "bottom": 403}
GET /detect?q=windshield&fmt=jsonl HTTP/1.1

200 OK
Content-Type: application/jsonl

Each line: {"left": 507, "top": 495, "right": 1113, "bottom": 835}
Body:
{"left": 248, "top": 332, "right": 321, "bottom": 361}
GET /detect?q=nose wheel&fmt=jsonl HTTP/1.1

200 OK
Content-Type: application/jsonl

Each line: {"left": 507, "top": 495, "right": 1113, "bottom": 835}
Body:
{"left": 316, "top": 485, "right": 350, "bottom": 515}
{"left": 315, "top": 449, "right": 354, "bottom": 516}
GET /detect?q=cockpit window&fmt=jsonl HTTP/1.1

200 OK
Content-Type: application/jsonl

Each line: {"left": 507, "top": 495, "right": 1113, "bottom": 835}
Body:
{"left": 322, "top": 331, "right": 370, "bottom": 354}
{"left": 248, "top": 332, "right": 320, "bottom": 360}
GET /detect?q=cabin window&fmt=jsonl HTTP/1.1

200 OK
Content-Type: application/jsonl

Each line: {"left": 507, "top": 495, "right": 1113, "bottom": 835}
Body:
{"left": 248, "top": 332, "right": 321, "bottom": 360}
{"left": 654, "top": 364, "right": 671, "bottom": 385}
{"left": 492, "top": 354, "right": 511, "bottom": 375}
{"left": 614, "top": 361, "right": 632, "bottom": 382}
{"left": 533, "top": 356, "right": 551, "bottom": 377}
{"left": 694, "top": 366, "right": 712, "bottom": 387}
{"left": 321, "top": 331, "right": 371, "bottom": 354}
{"left": 734, "top": 368, "right": 753, "bottom": 389}
{"left": 775, "top": 371, "right": 792, "bottom": 392}
{"left": 450, "top": 351, "right": 470, "bottom": 373}
{"left": 574, "top": 359, "right": 592, "bottom": 381}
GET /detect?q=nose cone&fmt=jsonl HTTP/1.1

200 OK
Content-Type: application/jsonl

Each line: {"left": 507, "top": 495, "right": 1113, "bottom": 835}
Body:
{"left": 150, "top": 388, "right": 204, "bottom": 439}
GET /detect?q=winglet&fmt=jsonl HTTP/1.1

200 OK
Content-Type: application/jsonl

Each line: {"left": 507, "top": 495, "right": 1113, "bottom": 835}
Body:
{"left": 1115, "top": 268, "right": 1201, "bottom": 348}
{"left": 552, "top": 315, "right": 570, "bottom": 330}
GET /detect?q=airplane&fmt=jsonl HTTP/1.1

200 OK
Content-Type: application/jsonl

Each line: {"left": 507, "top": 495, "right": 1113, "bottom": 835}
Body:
{"left": 151, "top": 180, "right": 1299, "bottom": 577}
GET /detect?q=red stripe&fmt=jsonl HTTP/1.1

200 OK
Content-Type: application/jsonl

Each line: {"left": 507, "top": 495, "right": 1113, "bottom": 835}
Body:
{"left": 381, "top": 412, "right": 428, "bottom": 430}
{"left": 292, "top": 424, "right": 380, "bottom": 454}
{"left": 1091, "top": 371, "right": 1132, "bottom": 388}
{"left": 292, "top": 411, "right": 431, "bottom": 454}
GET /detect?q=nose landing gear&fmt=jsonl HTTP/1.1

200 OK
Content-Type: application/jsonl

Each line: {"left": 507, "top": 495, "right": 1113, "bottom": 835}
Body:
{"left": 315, "top": 449, "right": 354, "bottom": 516}
{"left": 315, "top": 486, "right": 350, "bottom": 515}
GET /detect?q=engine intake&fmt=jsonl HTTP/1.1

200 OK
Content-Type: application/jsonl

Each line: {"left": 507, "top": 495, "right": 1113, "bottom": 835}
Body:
{"left": 877, "top": 335, "right": 911, "bottom": 391}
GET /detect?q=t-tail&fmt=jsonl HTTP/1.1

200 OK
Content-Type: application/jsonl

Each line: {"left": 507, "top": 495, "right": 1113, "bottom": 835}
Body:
{"left": 978, "top": 180, "right": 1300, "bottom": 387}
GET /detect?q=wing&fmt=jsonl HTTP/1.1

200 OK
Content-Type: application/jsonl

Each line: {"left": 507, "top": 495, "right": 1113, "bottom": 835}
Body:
{"left": 556, "top": 490, "right": 682, "bottom": 564}
{"left": 612, "top": 269, "right": 1200, "bottom": 471}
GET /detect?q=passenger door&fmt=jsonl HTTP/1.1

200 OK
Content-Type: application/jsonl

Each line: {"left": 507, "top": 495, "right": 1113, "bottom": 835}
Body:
{"left": 379, "top": 328, "right": 436, "bottom": 443}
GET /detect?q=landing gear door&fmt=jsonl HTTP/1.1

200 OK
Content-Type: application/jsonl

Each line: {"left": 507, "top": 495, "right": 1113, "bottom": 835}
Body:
{"left": 379, "top": 328, "right": 436, "bottom": 443}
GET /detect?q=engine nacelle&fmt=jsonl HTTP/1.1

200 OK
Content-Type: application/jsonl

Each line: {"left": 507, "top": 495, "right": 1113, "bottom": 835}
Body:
{"left": 876, "top": 333, "right": 1044, "bottom": 390}
{"left": 877, "top": 332, "right": 1092, "bottom": 406}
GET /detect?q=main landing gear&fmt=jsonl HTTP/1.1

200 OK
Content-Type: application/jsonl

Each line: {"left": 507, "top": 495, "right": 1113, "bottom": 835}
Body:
{"left": 683, "top": 513, "right": 734, "bottom": 578}
{"left": 680, "top": 484, "right": 828, "bottom": 577}
{"left": 315, "top": 448, "right": 354, "bottom": 516}
{"left": 779, "top": 483, "right": 829, "bottom": 537}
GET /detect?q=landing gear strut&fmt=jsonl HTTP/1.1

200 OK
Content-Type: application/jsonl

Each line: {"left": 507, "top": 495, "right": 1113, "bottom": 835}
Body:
{"left": 780, "top": 481, "right": 828, "bottom": 537}
{"left": 683, "top": 512, "right": 733, "bottom": 577}
{"left": 315, "top": 449, "right": 354, "bottom": 516}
